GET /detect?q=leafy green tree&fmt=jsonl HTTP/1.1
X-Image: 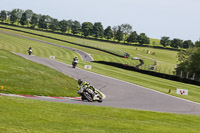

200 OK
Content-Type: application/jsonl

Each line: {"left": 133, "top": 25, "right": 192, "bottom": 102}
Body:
{"left": 25, "top": 9, "right": 33, "bottom": 21}
{"left": 126, "top": 31, "right": 138, "bottom": 44}
{"left": 93, "top": 22, "right": 104, "bottom": 38}
{"left": 59, "top": 20, "right": 68, "bottom": 33}
{"left": 30, "top": 13, "right": 38, "bottom": 28}
{"left": 38, "top": 15, "right": 48, "bottom": 30}
{"left": 160, "top": 36, "right": 171, "bottom": 47}
{"left": 20, "top": 12, "right": 27, "bottom": 26}
{"left": 14, "top": 9, "right": 24, "bottom": 25}
{"left": 137, "top": 33, "right": 150, "bottom": 45}
{"left": 176, "top": 47, "right": 200, "bottom": 76}
{"left": 49, "top": 18, "right": 59, "bottom": 31}
{"left": 195, "top": 40, "right": 200, "bottom": 47}
{"left": 71, "top": 20, "right": 81, "bottom": 35}
{"left": 37, "top": 14, "right": 42, "bottom": 20}
{"left": 121, "top": 23, "right": 132, "bottom": 43}
{"left": 45, "top": 15, "right": 52, "bottom": 24}
{"left": 81, "top": 22, "right": 93, "bottom": 37}
{"left": 14, "top": 9, "right": 24, "bottom": 19}
{"left": 25, "top": 9, "right": 33, "bottom": 26}
{"left": 0, "top": 10, "right": 7, "bottom": 22}
{"left": 116, "top": 26, "right": 123, "bottom": 42}
{"left": 170, "top": 38, "right": 183, "bottom": 49}
{"left": 10, "top": 9, "right": 18, "bottom": 24}
{"left": 104, "top": 26, "right": 113, "bottom": 40}
{"left": 183, "top": 40, "right": 194, "bottom": 49}
{"left": 112, "top": 26, "right": 118, "bottom": 41}
{"left": 66, "top": 19, "right": 73, "bottom": 33}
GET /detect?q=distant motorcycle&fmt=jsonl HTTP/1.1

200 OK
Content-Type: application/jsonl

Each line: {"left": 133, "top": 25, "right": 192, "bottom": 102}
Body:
{"left": 78, "top": 84, "right": 103, "bottom": 102}
{"left": 27, "top": 48, "right": 32, "bottom": 55}
{"left": 72, "top": 60, "right": 78, "bottom": 68}
{"left": 72, "top": 56, "right": 78, "bottom": 68}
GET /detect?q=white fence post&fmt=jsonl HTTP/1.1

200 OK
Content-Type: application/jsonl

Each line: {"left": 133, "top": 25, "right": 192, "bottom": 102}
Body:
{"left": 186, "top": 72, "right": 189, "bottom": 79}
{"left": 191, "top": 73, "right": 195, "bottom": 80}
{"left": 180, "top": 71, "right": 182, "bottom": 78}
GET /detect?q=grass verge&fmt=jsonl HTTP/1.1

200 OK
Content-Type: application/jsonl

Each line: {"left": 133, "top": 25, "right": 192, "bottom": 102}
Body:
{"left": 0, "top": 49, "right": 77, "bottom": 97}
{"left": 0, "top": 96, "right": 200, "bottom": 133}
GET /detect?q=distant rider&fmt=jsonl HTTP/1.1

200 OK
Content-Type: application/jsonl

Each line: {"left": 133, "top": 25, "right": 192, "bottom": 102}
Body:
{"left": 28, "top": 47, "right": 32, "bottom": 55}
{"left": 73, "top": 56, "right": 79, "bottom": 62}
{"left": 72, "top": 56, "right": 79, "bottom": 68}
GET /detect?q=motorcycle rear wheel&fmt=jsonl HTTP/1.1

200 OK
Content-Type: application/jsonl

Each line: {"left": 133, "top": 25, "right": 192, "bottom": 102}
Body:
{"left": 97, "top": 96, "right": 103, "bottom": 103}
{"left": 83, "top": 92, "right": 93, "bottom": 102}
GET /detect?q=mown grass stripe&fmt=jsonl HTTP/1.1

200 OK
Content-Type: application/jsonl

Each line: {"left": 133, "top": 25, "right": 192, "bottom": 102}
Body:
{"left": 0, "top": 27, "right": 200, "bottom": 103}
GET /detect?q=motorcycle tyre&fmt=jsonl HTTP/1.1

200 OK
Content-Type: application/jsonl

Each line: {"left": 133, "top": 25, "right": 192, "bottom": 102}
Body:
{"left": 97, "top": 96, "right": 103, "bottom": 103}
{"left": 83, "top": 92, "right": 93, "bottom": 102}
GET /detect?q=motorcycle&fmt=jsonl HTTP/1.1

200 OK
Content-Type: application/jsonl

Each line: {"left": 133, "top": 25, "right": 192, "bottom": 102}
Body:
{"left": 28, "top": 49, "right": 32, "bottom": 55}
{"left": 72, "top": 60, "right": 78, "bottom": 68}
{"left": 78, "top": 85, "right": 103, "bottom": 103}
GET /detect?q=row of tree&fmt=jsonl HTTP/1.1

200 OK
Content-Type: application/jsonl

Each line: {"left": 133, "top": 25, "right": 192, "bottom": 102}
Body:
{"left": 160, "top": 37, "right": 200, "bottom": 49}
{"left": 0, "top": 9, "right": 150, "bottom": 45}
{"left": 1, "top": 9, "right": 199, "bottom": 76}
{"left": 1, "top": 9, "right": 199, "bottom": 49}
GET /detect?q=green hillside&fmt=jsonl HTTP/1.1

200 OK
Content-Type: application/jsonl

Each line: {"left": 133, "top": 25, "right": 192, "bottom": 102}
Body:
{"left": 0, "top": 24, "right": 178, "bottom": 73}
{"left": 0, "top": 26, "right": 200, "bottom": 103}
{"left": 0, "top": 23, "right": 200, "bottom": 133}
{"left": 0, "top": 49, "right": 77, "bottom": 97}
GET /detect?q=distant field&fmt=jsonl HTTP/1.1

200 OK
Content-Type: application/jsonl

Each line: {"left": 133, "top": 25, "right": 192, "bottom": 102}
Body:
{"left": 150, "top": 38, "right": 161, "bottom": 46}
{"left": 0, "top": 96, "right": 200, "bottom": 133}
{"left": 0, "top": 27, "right": 200, "bottom": 103}
{"left": 0, "top": 24, "right": 178, "bottom": 73}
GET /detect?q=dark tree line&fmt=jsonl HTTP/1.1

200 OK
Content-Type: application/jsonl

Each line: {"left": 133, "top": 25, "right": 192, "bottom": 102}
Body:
{"left": 1, "top": 8, "right": 200, "bottom": 76}
{"left": 160, "top": 36, "right": 199, "bottom": 49}
{"left": 176, "top": 47, "right": 200, "bottom": 77}
{"left": 1, "top": 8, "right": 199, "bottom": 49}
{"left": 0, "top": 8, "right": 150, "bottom": 45}
{"left": 161, "top": 37, "right": 200, "bottom": 78}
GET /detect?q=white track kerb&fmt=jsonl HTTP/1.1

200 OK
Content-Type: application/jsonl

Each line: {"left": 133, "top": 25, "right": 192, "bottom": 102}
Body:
{"left": 0, "top": 93, "right": 81, "bottom": 100}
{"left": 0, "top": 92, "right": 105, "bottom": 100}
{"left": 54, "top": 59, "right": 199, "bottom": 106}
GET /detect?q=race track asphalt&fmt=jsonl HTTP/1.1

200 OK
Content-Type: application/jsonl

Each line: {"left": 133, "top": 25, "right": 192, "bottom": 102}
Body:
{"left": 1, "top": 29, "right": 200, "bottom": 115}
{"left": 14, "top": 53, "right": 200, "bottom": 115}
{"left": 0, "top": 31, "right": 93, "bottom": 62}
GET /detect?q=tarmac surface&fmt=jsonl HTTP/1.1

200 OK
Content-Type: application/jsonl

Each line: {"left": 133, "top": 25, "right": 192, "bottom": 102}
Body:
{"left": 0, "top": 30, "right": 93, "bottom": 62}
{"left": 1, "top": 30, "right": 200, "bottom": 115}
{"left": 12, "top": 53, "right": 200, "bottom": 115}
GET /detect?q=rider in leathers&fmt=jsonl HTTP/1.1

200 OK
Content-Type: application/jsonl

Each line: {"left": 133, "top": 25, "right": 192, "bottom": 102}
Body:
{"left": 73, "top": 56, "right": 78, "bottom": 63}
{"left": 77, "top": 79, "right": 97, "bottom": 100}
{"left": 72, "top": 56, "right": 79, "bottom": 68}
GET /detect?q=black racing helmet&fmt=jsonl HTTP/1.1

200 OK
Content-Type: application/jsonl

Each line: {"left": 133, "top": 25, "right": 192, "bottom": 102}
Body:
{"left": 78, "top": 79, "right": 82, "bottom": 85}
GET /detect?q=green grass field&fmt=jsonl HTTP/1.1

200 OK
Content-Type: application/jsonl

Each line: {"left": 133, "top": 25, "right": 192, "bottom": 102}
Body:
{"left": 0, "top": 27, "right": 200, "bottom": 103}
{"left": 0, "top": 96, "right": 200, "bottom": 133}
{"left": 0, "top": 24, "right": 178, "bottom": 73}
{"left": 1, "top": 24, "right": 200, "bottom": 132}
{"left": 0, "top": 49, "right": 78, "bottom": 97}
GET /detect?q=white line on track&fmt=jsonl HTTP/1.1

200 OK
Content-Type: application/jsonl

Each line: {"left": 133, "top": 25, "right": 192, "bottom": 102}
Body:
{"left": 52, "top": 59, "right": 200, "bottom": 106}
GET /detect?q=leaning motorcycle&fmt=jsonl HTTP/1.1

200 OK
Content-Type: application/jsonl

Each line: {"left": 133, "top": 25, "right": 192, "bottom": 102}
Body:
{"left": 78, "top": 85, "right": 103, "bottom": 103}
